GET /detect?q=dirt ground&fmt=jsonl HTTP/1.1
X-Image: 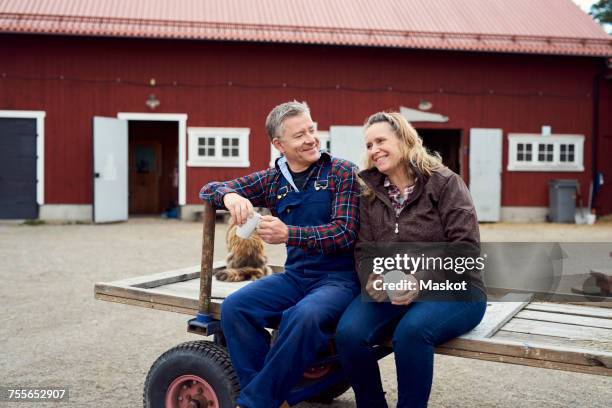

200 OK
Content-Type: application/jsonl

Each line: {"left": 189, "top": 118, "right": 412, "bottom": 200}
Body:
{"left": 1, "top": 219, "right": 611, "bottom": 408}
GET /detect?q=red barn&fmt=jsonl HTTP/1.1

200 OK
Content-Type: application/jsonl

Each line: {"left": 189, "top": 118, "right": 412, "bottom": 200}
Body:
{"left": 1, "top": 0, "right": 610, "bottom": 222}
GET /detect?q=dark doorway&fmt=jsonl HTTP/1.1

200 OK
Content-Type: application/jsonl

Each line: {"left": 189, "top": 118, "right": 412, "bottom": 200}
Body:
{"left": 417, "top": 129, "right": 462, "bottom": 175}
{"left": 128, "top": 121, "right": 178, "bottom": 215}
{"left": 0, "top": 118, "right": 38, "bottom": 219}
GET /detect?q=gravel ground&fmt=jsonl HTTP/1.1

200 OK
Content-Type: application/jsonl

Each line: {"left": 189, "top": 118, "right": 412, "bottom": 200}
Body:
{"left": 1, "top": 219, "right": 611, "bottom": 408}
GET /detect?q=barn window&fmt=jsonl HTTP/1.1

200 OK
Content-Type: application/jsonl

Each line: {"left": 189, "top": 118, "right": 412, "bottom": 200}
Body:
{"left": 187, "top": 127, "right": 250, "bottom": 167}
{"left": 507, "top": 134, "right": 584, "bottom": 172}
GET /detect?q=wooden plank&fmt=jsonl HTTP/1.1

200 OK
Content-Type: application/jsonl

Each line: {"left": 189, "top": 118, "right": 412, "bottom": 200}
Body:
{"left": 94, "top": 292, "right": 222, "bottom": 319}
{"left": 494, "top": 331, "right": 612, "bottom": 353}
{"left": 95, "top": 283, "right": 198, "bottom": 310}
{"left": 461, "top": 293, "right": 533, "bottom": 339}
{"left": 440, "top": 337, "right": 612, "bottom": 368}
{"left": 436, "top": 348, "right": 612, "bottom": 377}
{"left": 96, "top": 261, "right": 228, "bottom": 289}
{"left": 95, "top": 293, "right": 197, "bottom": 315}
{"left": 503, "top": 318, "right": 612, "bottom": 342}
{"left": 526, "top": 302, "right": 612, "bottom": 319}
{"left": 516, "top": 310, "right": 612, "bottom": 329}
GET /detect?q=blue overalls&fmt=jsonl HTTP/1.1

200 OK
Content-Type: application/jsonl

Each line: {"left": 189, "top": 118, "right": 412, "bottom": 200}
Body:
{"left": 220, "top": 159, "right": 359, "bottom": 408}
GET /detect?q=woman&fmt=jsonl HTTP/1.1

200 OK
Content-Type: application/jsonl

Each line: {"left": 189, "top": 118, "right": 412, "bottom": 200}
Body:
{"left": 335, "top": 112, "right": 486, "bottom": 408}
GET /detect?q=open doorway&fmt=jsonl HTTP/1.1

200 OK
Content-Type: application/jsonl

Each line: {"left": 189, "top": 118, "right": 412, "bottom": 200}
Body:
{"left": 417, "top": 129, "right": 462, "bottom": 175}
{"left": 128, "top": 121, "right": 178, "bottom": 216}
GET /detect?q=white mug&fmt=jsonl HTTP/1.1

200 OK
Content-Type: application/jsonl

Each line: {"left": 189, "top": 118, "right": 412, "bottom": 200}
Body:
{"left": 383, "top": 269, "right": 409, "bottom": 300}
{"left": 236, "top": 212, "right": 262, "bottom": 239}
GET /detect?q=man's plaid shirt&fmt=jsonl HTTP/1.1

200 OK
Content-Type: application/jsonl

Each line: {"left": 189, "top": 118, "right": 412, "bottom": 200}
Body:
{"left": 199, "top": 152, "right": 360, "bottom": 254}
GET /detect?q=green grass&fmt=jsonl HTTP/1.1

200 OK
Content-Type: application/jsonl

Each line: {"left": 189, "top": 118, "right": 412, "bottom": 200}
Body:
{"left": 22, "top": 219, "right": 46, "bottom": 226}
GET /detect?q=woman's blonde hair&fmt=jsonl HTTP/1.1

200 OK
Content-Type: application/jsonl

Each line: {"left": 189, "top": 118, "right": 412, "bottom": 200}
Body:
{"left": 362, "top": 112, "right": 442, "bottom": 198}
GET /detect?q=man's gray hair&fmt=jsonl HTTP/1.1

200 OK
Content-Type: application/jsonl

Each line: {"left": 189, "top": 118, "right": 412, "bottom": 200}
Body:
{"left": 265, "top": 101, "right": 311, "bottom": 141}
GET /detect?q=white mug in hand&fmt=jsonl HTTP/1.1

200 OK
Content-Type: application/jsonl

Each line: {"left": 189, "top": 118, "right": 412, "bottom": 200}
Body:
{"left": 383, "top": 270, "right": 409, "bottom": 300}
{"left": 236, "top": 212, "right": 262, "bottom": 239}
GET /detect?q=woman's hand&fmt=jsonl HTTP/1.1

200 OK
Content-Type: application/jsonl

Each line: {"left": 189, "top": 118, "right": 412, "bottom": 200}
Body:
{"left": 365, "top": 273, "right": 387, "bottom": 302}
{"left": 390, "top": 274, "right": 420, "bottom": 306}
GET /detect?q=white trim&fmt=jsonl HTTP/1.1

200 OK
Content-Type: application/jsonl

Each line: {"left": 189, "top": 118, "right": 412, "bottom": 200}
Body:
{"left": 40, "top": 204, "right": 92, "bottom": 221}
{"left": 507, "top": 133, "right": 584, "bottom": 172}
{"left": 500, "top": 206, "right": 548, "bottom": 223}
{"left": 188, "top": 127, "right": 251, "bottom": 168}
{"left": 0, "top": 110, "right": 46, "bottom": 205}
{"left": 117, "top": 112, "right": 188, "bottom": 205}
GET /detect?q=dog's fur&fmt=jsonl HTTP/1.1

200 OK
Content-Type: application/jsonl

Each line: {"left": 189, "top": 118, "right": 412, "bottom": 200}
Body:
{"left": 215, "top": 222, "right": 272, "bottom": 282}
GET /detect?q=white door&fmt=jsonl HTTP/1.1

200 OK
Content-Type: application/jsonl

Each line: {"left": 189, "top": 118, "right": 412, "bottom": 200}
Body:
{"left": 469, "top": 128, "right": 502, "bottom": 222}
{"left": 329, "top": 126, "right": 365, "bottom": 169}
{"left": 93, "top": 117, "right": 128, "bottom": 223}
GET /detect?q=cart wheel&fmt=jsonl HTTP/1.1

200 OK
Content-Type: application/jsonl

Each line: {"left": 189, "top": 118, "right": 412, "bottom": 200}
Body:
{"left": 143, "top": 341, "right": 239, "bottom": 408}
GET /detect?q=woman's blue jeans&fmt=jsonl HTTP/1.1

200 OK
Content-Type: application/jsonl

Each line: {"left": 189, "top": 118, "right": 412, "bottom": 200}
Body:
{"left": 335, "top": 291, "right": 486, "bottom": 408}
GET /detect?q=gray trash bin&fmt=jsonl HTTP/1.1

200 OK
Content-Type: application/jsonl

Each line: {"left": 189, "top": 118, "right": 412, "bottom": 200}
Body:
{"left": 548, "top": 179, "right": 579, "bottom": 223}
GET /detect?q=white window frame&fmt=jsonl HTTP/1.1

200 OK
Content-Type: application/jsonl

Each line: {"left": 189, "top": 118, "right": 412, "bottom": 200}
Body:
{"left": 188, "top": 127, "right": 250, "bottom": 168}
{"left": 507, "top": 133, "right": 584, "bottom": 172}
{"left": 269, "top": 130, "right": 329, "bottom": 167}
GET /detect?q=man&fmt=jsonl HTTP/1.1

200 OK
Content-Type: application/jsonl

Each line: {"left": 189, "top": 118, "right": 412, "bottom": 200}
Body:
{"left": 200, "top": 101, "right": 360, "bottom": 408}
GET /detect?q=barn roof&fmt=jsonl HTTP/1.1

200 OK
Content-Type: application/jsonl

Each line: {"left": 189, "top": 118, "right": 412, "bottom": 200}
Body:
{"left": 1, "top": 0, "right": 610, "bottom": 57}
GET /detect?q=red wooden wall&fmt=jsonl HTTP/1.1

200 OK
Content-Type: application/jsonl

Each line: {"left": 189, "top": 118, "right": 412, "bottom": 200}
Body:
{"left": 0, "top": 34, "right": 607, "bottom": 212}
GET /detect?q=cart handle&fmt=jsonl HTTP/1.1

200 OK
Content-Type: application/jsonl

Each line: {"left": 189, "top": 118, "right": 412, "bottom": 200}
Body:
{"left": 198, "top": 200, "right": 215, "bottom": 318}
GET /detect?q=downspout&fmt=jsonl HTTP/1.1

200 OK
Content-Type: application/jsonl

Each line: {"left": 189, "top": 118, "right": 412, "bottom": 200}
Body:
{"left": 590, "top": 59, "right": 606, "bottom": 212}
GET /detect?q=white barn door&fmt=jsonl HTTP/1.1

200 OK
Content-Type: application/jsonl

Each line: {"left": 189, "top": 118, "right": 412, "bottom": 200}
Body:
{"left": 329, "top": 126, "right": 365, "bottom": 169}
{"left": 93, "top": 117, "right": 128, "bottom": 223}
{"left": 469, "top": 128, "right": 502, "bottom": 222}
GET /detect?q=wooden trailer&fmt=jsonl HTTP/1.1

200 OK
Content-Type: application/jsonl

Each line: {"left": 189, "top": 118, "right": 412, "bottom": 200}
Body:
{"left": 94, "top": 203, "right": 611, "bottom": 407}
{"left": 95, "top": 203, "right": 612, "bottom": 379}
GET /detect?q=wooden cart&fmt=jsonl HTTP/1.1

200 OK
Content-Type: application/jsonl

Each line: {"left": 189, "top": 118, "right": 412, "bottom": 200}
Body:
{"left": 95, "top": 203, "right": 612, "bottom": 407}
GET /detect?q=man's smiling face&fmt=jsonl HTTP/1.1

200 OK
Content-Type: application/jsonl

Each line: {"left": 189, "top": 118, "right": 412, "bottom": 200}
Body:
{"left": 273, "top": 113, "right": 321, "bottom": 172}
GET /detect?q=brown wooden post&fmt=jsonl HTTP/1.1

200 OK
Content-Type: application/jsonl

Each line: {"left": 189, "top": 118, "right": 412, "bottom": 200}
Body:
{"left": 199, "top": 201, "right": 215, "bottom": 315}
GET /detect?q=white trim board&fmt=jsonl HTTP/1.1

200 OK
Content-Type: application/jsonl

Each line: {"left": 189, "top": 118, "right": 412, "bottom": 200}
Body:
{"left": 0, "top": 110, "right": 46, "bottom": 205}
{"left": 117, "top": 112, "right": 188, "bottom": 205}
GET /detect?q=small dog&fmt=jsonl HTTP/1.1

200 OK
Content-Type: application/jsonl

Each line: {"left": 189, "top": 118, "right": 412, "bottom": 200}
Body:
{"left": 215, "top": 222, "right": 272, "bottom": 282}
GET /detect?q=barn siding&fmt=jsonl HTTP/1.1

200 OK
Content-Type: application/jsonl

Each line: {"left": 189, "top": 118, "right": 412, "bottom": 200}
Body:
{"left": 0, "top": 34, "right": 606, "bottom": 212}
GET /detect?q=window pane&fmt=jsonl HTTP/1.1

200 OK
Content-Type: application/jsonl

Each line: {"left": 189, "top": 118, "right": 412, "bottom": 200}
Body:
{"left": 525, "top": 152, "right": 532, "bottom": 161}
{"left": 568, "top": 153, "right": 575, "bottom": 161}
{"left": 526, "top": 144, "right": 532, "bottom": 152}
{"left": 222, "top": 138, "right": 229, "bottom": 147}
{"left": 517, "top": 143, "right": 525, "bottom": 154}
{"left": 569, "top": 145, "right": 574, "bottom": 153}
{"left": 207, "top": 137, "right": 215, "bottom": 145}
{"left": 560, "top": 145, "right": 566, "bottom": 153}
{"left": 208, "top": 148, "right": 215, "bottom": 156}
{"left": 231, "top": 138, "right": 239, "bottom": 146}
{"left": 231, "top": 148, "right": 239, "bottom": 157}
{"left": 222, "top": 148, "right": 229, "bottom": 156}
{"left": 560, "top": 152, "right": 567, "bottom": 162}
{"left": 198, "top": 137, "right": 206, "bottom": 147}
{"left": 198, "top": 148, "right": 206, "bottom": 156}
{"left": 517, "top": 153, "right": 524, "bottom": 161}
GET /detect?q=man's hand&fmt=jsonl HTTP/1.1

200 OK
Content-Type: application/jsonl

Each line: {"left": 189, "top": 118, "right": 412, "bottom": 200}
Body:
{"left": 390, "top": 274, "right": 420, "bottom": 306}
{"left": 366, "top": 274, "right": 387, "bottom": 302}
{"left": 223, "top": 193, "right": 254, "bottom": 225}
{"left": 256, "top": 215, "right": 289, "bottom": 244}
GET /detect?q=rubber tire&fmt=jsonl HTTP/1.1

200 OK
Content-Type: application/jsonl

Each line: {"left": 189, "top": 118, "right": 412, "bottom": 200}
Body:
{"left": 143, "top": 340, "right": 239, "bottom": 408}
